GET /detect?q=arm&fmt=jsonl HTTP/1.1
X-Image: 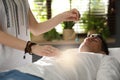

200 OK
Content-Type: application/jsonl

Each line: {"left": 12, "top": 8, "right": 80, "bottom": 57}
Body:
{"left": 0, "top": 30, "right": 26, "bottom": 51}
{"left": 0, "top": 8, "right": 79, "bottom": 57}
{"left": 29, "top": 8, "right": 80, "bottom": 36}
{"left": 0, "top": 30, "right": 60, "bottom": 57}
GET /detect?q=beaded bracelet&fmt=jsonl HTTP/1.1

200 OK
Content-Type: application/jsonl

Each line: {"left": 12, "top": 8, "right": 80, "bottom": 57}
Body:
{"left": 24, "top": 41, "right": 36, "bottom": 59}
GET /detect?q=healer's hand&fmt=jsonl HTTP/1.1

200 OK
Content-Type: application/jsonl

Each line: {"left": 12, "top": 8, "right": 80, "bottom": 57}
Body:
{"left": 59, "top": 8, "right": 80, "bottom": 22}
{"left": 31, "top": 45, "right": 61, "bottom": 57}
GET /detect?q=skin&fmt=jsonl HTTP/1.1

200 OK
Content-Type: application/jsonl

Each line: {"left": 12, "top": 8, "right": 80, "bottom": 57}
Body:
{"left": 0, "top": 8, "right": 80, "bottom": 57}
{"left": 79, "top": 35, "right": 106, "bottom": 55}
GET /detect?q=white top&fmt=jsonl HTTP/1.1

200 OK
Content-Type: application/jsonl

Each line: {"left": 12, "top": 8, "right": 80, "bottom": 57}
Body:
{"left": 0, "top": 0, "right": 32, "bottom": 72}
{"left": 16, "top": 52, "right": 104, "bottom": 80}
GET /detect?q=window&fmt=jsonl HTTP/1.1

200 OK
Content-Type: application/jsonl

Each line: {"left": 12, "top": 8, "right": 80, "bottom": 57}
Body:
{"left": 52, "top": 0, "right": 109, "bottom": 35}
{"left": 29, "top": 0, "right": 110, "bottom": 36}
{"left": 29, "top": 0, "right": 47, "bottom": 22}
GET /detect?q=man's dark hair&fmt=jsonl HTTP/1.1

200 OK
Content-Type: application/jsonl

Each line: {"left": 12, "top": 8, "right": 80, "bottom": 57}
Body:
{"left": 98, "top": 35, "right": 109, "bottom": 55}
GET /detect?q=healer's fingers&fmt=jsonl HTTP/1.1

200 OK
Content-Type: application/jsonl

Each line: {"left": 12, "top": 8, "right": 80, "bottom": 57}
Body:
{"left": 71, "top": 8, "right": 81, "bottom": 20}
{"left": 43, "top": 45, "right": 61, "bottom": 57}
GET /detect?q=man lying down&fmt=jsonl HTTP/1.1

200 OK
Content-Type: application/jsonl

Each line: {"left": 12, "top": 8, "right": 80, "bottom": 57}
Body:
{"left": 1, "top": 34, "right": 120, "bottom": 80}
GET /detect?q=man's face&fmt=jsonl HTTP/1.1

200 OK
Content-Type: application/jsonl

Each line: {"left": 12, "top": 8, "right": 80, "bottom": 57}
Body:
{"left": 79, "top": 34, "right": 103, "bottom": 53}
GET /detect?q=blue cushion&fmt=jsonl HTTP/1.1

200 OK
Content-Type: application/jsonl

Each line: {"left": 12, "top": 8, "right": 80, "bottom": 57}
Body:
{"left": 0, "top": 70, "right": 44, "bottom": 80}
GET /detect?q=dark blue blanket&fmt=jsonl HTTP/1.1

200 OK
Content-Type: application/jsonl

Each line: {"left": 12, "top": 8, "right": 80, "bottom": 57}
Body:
{"left": 0, "top": 70, "right": 44, "bottom": 80}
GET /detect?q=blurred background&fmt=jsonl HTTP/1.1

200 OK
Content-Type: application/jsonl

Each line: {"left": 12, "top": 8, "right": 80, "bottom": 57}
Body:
{"left": 27, "top": 0, "right": 120, "bottom": 62}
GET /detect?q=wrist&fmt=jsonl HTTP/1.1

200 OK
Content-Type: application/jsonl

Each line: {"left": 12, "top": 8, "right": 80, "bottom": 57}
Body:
{"left": 55, "top": 13, "right": 65, "bottom": 23}
{"left": 31, "top": 44, "right": 39, "bottom": 55}
{"left": 23, "top": 41, "right": 37, "bottom": 59}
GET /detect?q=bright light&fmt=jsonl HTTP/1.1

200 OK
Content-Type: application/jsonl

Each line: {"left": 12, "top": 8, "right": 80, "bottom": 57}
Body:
{"left": 72, "top": 0, "right": 89, "bottom": 15}
{"left": 52, "top": 0, "right": 70, "bottom": 16}
{"left": 28, "top": 0, "right": 34, "bottom": 9}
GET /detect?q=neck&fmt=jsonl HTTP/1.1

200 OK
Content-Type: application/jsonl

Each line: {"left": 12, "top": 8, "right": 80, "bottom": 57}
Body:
{"left": 79, "top": 46, "right": 92, "bottom": 52}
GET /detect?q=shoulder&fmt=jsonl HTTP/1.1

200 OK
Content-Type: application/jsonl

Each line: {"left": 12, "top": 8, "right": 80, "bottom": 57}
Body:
{"left": 102, "top": 56, "right": 120, "bottom": 64}
{"left": 100, "top": 55, "right": 120, "bottom": 71}
{"left": 97, "top": 56, "right": 120, "bottom": 80}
